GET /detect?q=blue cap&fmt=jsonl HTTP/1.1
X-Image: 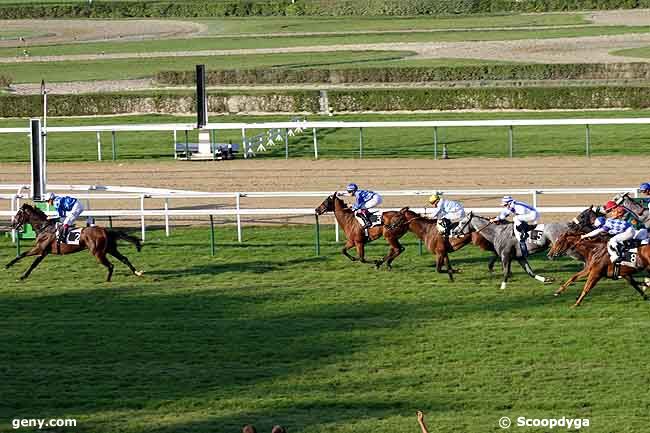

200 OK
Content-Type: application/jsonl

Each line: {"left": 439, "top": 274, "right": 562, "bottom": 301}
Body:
{"left": 640, "top": 182, "right": 650, "bottom": 191}
{"left": 346, "top": 183, "right": 358, "bottom": 192}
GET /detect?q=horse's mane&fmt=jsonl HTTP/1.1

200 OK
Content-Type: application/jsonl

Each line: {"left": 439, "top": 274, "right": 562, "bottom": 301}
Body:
{"left": 22, "top": 203, "right": 48, "bottom": 220}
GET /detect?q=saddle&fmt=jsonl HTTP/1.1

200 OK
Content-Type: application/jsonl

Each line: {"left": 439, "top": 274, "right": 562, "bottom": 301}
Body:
{"left": 355, "top": 210, "right": 381, "bottom": 240}
{"left": 55, "top": 223, "right": 82, "bottom": 245}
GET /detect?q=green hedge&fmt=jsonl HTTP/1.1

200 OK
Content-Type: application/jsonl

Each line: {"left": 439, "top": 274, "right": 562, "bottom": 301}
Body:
{"left": 2, "top": 86, "right": 650, "bottom": 117}
{"left": 155, "top": 63, "right": 650, "bottom": 86}
{"left": 2, "top": 0, "right": 650, "bottom": 18}
{"left": 328, "top": 86, "right": 650, "bottom": 111}
{"left": 0, "top": 90, "right": 320, "bottom": 117}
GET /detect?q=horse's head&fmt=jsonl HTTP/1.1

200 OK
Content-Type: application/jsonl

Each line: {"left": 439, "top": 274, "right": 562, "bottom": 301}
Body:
{"left": 548, "top": 230, "right": 581, "bottom": 259}
{"left": 315, "top": 192, "right": 339, "bottom": 215}
{"left": 12, "top": 203, "right": 48, "bottom": 231}
{"left": 570, "top": 206, "right": 601, "bottom": 232}
{"left": 386, "top": 207, "right": 416, "bottom": 231}
{"left": 452, "top": 211, "right": 475, "bottom": 237}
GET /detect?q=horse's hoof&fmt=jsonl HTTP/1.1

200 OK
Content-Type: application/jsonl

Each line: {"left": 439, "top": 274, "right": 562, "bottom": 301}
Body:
{"left": 135, "top": 270, "right": 144, "bottom": 277}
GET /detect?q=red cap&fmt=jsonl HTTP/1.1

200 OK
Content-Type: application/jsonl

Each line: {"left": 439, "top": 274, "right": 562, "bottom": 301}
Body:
{"left": 604, "top": 200, "right": 618, "bottom": 211}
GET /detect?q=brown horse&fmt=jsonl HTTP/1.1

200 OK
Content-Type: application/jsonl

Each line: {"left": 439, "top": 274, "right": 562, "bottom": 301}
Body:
{"left": 315, "top": 193, "right": 404, "bottom": 267}
{"left": 548, "top": 230, "right": 648, "bottom": 307}
{"left": 6, "top": 203, "right": 143, "bottom": 282}
{"left": 380, "top": 207, "right": 498, "bottom": 281}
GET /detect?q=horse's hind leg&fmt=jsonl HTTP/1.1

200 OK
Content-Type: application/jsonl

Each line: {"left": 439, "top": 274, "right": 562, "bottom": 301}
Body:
{"left": 108, "top": 248, "right": 143, "bottom": 277}
{"left": 20, "top": 252, "right": 48, "bottom": 280}
{"left": 488, "top": 253, "right": 498, "bottom": 273}
{"left": 96, "top": 253, "right": 114, "bottom": 282}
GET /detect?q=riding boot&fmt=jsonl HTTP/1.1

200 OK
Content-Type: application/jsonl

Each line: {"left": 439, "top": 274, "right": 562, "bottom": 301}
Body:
{"left": 58, "top": 225, "right": 69, "bottom": 244}
{"left": 359, "top": 209, "right": 371, "bottom": 229}
{"left": 519, "top": 240, "right": 529, "bottom": 258}
{"left": 442, "top": 218, "right": 452, "bottom": 237}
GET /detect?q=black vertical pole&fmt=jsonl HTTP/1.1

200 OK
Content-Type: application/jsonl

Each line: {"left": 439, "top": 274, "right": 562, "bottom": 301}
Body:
{"left": 196, "top": 64, "right": 207, "bottom": 128}
{"left": 30, "top": 118, "right": 45, "bottom": 201}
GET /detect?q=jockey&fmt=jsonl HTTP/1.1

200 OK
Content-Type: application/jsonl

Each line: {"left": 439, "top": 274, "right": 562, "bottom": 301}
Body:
{"left": 640, "top": 182, "right": 650, "bottom": 197}
{"left": 605, "top": 199, "right": 644, "bottom": 229}
{"left": 581, "top": 216, "right": 648, "bottom": 263}
{"left": 346, "top": 183, "right": 382, "bottom": 229}
{"left": 491, "top": 195, "right": 539, "bottom": 257}
{"left": 47, "top": 192, "right": 84, "bottom": 243}
{"left": 426, "top": 193, "right": 465, "bottom": 237}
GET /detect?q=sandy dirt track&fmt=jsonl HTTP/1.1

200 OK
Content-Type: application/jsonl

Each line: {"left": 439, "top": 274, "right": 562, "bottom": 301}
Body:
{"left": 0, "top": 19, "right": 205, "bottom": 47}
{"left": 1, "top": 156, "right": 649, "bottom": 222}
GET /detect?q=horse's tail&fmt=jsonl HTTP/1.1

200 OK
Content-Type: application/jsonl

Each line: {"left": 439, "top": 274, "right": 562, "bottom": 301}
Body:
{"left": 108, "top": 230, "right": 142, "bottom": 252}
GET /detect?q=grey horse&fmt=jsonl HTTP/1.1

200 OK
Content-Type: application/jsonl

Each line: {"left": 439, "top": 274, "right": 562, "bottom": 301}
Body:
{"left": 613, "top": 192, "right": 650, "bottom": 228}
{"left": 453, "top": 212, "right": 574, "bottom": 290}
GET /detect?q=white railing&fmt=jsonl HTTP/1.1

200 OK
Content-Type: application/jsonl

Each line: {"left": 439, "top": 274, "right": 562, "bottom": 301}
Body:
{"left": 3, "top": 116, "right": 650, "bottom": 159}
{"left": 0, "top": 184, "right": 639, "bottom": 243}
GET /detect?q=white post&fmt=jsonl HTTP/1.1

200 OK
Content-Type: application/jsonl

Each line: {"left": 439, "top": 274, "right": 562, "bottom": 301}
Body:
{"left": 335, "top": 218, "right": 340, "bottom": 243}
{"left": 236, "top": 193, "right": 242, "bottom": 243}
{"left": 140, "top": 194, "right": 146, "bottom": 241}
{"left": 241, "top": 128, "right": 247, "bottom": 159}
{"left": 96, "top": 131, "right": 102, "bottom": 161}
{"left": 313, "top": 128, "right": 318, "bottom": 159}
{"left": 42, "top": 89, "right": 47, "bottom": 166}
{"left": 532, "top": 190, "right": 538, "bottom": 208}
{"left": 173, "top": 130, "right": 177, "bottom": 159}
{"left": 10, "top": 194, "right": 16, "bottom": 243}
{"left": 164, "top": 198, "right": 170, "bottom": 236}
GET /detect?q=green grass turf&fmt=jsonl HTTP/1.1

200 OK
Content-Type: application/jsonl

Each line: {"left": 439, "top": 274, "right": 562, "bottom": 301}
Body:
{"left": 1, "top": 225, "right": 649, "bottom": 433}
{"left": 1, "top": 50, "right": 424, "bottom": 83}
{"left": 3, "top": 25, "right": 649, "bottom": 58}
{"left": 610, "top": 46, "right": 650, "bottom": 58}
{"left": 2, "top": 110, "right": 650, "bottom": 162}
{"left": 196, "top": 13, "right": 589, "bottom": 35}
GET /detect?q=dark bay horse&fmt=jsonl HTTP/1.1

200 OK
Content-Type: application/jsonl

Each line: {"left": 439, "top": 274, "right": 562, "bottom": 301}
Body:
{"left": 6, "top": 203, "right": 143, "bottom": 282}
{"left": 548, "top": 230, "right": 648, "bottom": 307}
{"left": 315, "top": 193, "right": 404, "bottom": 266}
{"left": 379, "top": 207, "right": 498, "bottom": 281}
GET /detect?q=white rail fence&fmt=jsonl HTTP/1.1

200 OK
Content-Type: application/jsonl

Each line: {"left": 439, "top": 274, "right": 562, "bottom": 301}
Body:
{"left": 2, "top": 117, "right": 650, "bottom": 159}
{"left": 0, "top": 184, "right": 640, "bottom": 244}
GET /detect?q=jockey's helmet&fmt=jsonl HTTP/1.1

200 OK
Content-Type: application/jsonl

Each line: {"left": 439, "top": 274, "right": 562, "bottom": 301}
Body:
{"left": 501, "top": 195, "right": 514, "bottom": 205}
{"left": 428, "top": 193, "right": 441, "bottom": 204}
{"left": 640, "top": 182, "right": 650, "bottom": 192}
{"left": 346, "top": 183, "right": 358, "bottom": 193}
{"left": 604, "top": 200, "right": 618, "bottom": 212}
{"left": 594, "top": 216, "right": 606, "bottom": 227}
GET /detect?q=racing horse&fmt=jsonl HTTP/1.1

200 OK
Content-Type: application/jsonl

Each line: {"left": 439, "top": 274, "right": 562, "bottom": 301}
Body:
{"left": 548, "top": 230, "right": 648, "bottom": 307}
{"left": 315, "top": 193, "right": 405, "bottom": 266}
{"left": 377, "top": 207, "right": 499, "bottom": 281}
{"left": 452, "top": 212, "right": 573, "bottom": 290}
{"left": 6, "top": 203, "right": 144, "bottom": 282}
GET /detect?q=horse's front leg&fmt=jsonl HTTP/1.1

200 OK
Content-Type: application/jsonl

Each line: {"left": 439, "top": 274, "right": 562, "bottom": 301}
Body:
{"left": 356, "top": 243, "right": 372, "bottom": 265}
{"left": 517, "top": 257, "right": 553, "bottom": 284}
{"left": 555, "top": 266, "right": 590, "bottom": 296}
{"left": 341, "top": 240, "right": 357, "bottom": 262}
{"left": 6, "top": 246, "right": 41, "bottom": 269}
{"left": 20, "top": 252, "right": 48, "bottom": 280}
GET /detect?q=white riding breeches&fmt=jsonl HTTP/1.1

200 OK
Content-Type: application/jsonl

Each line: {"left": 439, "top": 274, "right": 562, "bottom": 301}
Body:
{"left": 444, "top": 209, "right": 466, "bottom": 222}
{"left": 608, "top": 226, "right": 636, "bottom": 260}
{"left": 362, "top": 195, "right": 382, "bottom": 209}
{"left": 62, "top": 201, "right": 84, "bottom": 226}
{"left": 513, "top": 211, "right": 539, "bottom": 241}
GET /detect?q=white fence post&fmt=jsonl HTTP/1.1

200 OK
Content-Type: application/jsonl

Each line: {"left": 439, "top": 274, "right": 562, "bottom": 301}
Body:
{"left": 313, "top": 128, "right": 318, "bottom": 159}
{"left": 532, "top": 190, "right": 538, "bottom": 208}
{"left": 335, "top": 218, "right": 340, "bottom": 243}
{"left": 164, "top": 198, "right": 170, "bottom": 237}
{"left": 140, "top": 194, "right": 146, "bottom": 241}
{"left": 10, "top": 194, "right": 16, "bottom": 243}
{"left": 96, "top": 131, "right": 102, "bottom": 161}
{"left": 236, "top": 193, "right": 242, "bottom": 243}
